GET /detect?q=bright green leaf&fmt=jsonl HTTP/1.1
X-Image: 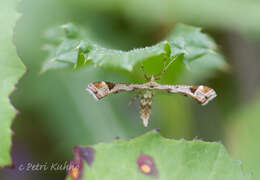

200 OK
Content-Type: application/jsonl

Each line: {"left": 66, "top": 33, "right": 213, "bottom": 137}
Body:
{"left": 0, "top": 0, "right": 26, "bottom": 166}
{"left": 66, "top": 130, "right": 250, "bottom": 180}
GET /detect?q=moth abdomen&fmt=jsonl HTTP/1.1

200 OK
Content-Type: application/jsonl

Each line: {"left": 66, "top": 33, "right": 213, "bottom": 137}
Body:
{"left": 139, "top": 91, "right": 153, "bottom": 127}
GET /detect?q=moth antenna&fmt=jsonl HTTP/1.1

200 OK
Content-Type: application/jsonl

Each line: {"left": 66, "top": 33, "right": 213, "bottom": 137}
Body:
{"left": 154, "top": 56, "right": 167, "bottom": 80}
{"left": 155, "top": 55, "right": 178, "bottom": 80}
{"left": 141, "top": 64, "right": 149, "bottom": 81}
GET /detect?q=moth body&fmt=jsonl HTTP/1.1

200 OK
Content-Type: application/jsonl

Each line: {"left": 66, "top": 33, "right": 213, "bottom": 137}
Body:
{"left": 140, "top": 91, "right": 152, "bottom": 127}
{"left": 86, "top": 78, "right": 217, "bottom": 127}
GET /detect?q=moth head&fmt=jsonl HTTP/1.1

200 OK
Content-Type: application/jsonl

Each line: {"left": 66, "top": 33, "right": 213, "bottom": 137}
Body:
{"left": 86, "top": 81, "right": 115, "bottom": 100}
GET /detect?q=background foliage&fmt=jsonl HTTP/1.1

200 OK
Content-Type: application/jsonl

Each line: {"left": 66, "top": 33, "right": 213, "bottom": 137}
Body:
{"left": 1, "top": 0, "right": 260, "bottom": 179}
{"left": 0, "top": 0, "right": 26, "bottom": 167}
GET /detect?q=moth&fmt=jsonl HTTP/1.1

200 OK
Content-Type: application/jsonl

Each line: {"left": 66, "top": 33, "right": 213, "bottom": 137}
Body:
{"left": 86, "top": 57, "right": 217, "bottom": 127}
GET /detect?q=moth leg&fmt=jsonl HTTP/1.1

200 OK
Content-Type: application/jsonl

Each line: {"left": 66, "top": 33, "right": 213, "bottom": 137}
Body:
{"left": 141, "top": 64, "right": 149, "bottom": 81}
{"left": 128, "top": 93, "right": 142, "bottom": 106}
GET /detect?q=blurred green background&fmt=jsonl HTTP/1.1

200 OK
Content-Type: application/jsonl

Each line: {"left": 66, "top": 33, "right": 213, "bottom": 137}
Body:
{"left": 1, "top": 0, "right": 260, "bottom": 179}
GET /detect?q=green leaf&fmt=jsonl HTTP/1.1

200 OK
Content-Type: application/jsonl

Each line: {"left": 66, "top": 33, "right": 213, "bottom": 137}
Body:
{"left": 66, "top": 130, "right": 249, "bottom": 180}
{"left": 42, "top": 23, "right": 226, "bottom": 77}
{"left": 0, "top": 0, "right": 26, "bottom": 166}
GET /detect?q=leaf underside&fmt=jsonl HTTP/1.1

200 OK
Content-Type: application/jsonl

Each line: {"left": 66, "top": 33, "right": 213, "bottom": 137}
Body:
{"left": 42, "top": 23, "right": 226, "bottom": 76}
